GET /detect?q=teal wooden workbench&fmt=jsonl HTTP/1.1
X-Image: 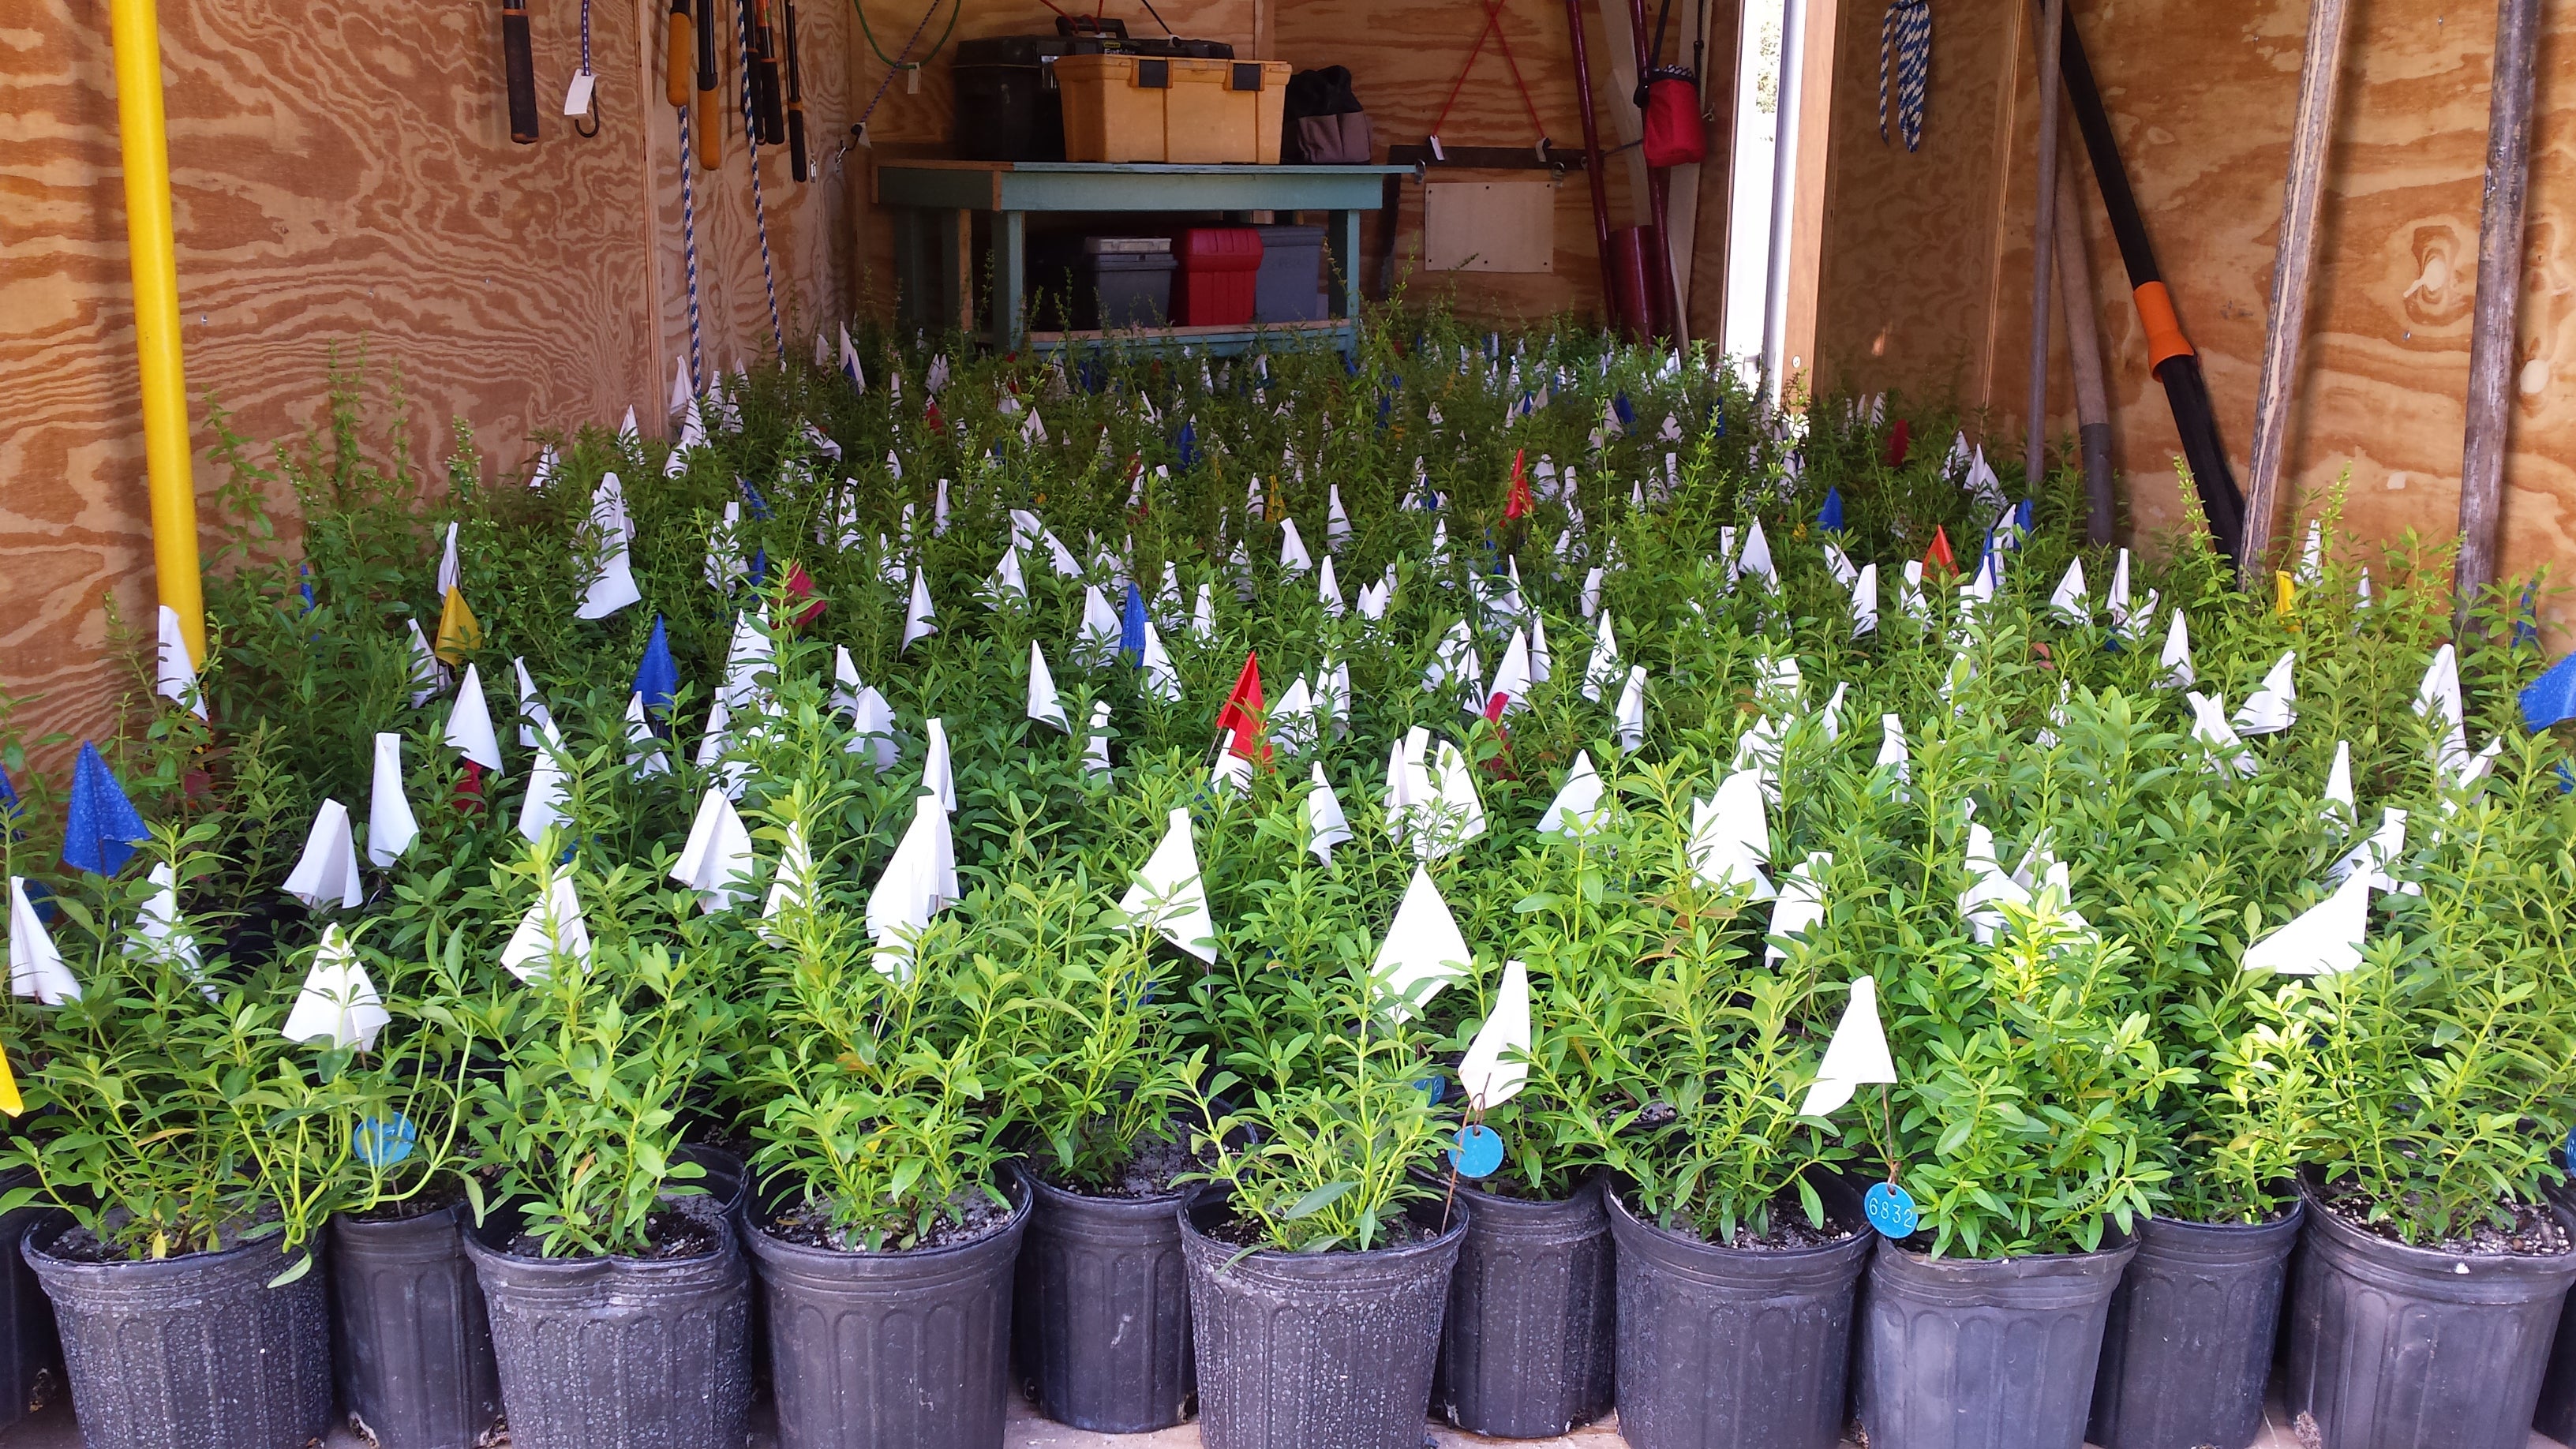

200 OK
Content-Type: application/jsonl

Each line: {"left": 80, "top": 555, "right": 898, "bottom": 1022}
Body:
{"left": 873, "top": 160, "right": 1412, "bottom": 356}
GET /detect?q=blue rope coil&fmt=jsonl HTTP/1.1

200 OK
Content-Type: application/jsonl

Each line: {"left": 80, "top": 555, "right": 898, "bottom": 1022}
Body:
{"left": 678, "top": 107, "right": 706, "bottom": 388}
{"left": 1879, "top": 0, "right": 1931, "bottom": 152}
{"left": 737, "top": 0, "right": 787, "bottom": 358}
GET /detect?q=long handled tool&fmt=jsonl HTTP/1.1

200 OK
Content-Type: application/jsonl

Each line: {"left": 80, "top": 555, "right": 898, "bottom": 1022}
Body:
{"left": 1562, "top": 0, "right": 1619, "bottom": 329}
{"left": 784, "top": 0, "right": 809, "bottom": 180}
{"left": 2240, "top": 0, "right": 2353, "bottom": 586}
{"left": 697, "top": 0, "right": 724, "bottom": 167}
{"left": 2455, "top": 0, "right": 2542, "bottom": 623}
{"left": 751, "top": 0, "right": 786, "bottom": 143}
{"left": 668, "top": 0, "right": 694, "bottom": 107}
{"left": 2022, "top": 0, "right": 2064, "bottom": 503}
{"left": 2054, "top": 5, "right": 2245, "bottom": 562}
{"left": 504, "top": 0, "right": 540, "bottom": 143}
{"left": 2054, "top": 146, "right": 2114, "bottom": 545}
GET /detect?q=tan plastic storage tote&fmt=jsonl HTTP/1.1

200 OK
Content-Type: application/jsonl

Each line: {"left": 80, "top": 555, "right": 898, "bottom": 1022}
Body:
{"left": 1057, "top": 55, "right": 1289, "bottom": 164}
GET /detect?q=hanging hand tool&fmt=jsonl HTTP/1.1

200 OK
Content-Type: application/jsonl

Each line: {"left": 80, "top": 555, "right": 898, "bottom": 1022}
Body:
{"left": 668, "top": 0, "right": 694, "bottom": 108}
{"left": 750, "top": 0, "right": 786, "bottom": 143}
{"left": 696, "top": 0, "right": 724, "bottom": 167}
{"left": 783, "top": 0, "right": 808, "bottom": 179}
{"left": 504, "top": 0, "right": 540, "bottom": 144}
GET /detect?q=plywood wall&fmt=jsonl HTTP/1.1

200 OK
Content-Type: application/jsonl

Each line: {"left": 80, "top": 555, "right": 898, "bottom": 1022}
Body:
{"left": 1809, "top": 0, "right": 2576, "bottom": 631}
{"left": 0, "top": 0, "right": 856, "bottom": 766}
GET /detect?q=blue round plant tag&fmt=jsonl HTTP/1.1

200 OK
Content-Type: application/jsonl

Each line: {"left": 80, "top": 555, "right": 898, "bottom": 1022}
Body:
{"left": 1864, "top": 1181, "right": 1919, "bottom": 1239}
{"left": 2564, "top": 1123, "right": 2575, "bottom": 1173}
{"left": 354, "top": 1114, "right": 418, "bottom": 1169}
{"left": 1449, "top": 1125, "right": 1504, "bottom": 1179}
{"left": 1411, "top": 1074, "right": 1447, "bottom": 1104}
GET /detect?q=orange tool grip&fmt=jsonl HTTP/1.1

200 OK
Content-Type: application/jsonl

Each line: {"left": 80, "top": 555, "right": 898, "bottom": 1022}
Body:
{"left": 696, "top": 89, "right": 722, "bottom": 167}
{"left": 2132, "top": 281, "right": 2195, "bottom": 370}
{"left": 668, "top": 12, "right": 692, "bottom": 108}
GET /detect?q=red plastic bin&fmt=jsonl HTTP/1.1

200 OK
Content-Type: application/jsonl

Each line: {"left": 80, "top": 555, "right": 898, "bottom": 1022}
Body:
{"left": 1170, "top": 227, "right": 1264, "bottom": 327}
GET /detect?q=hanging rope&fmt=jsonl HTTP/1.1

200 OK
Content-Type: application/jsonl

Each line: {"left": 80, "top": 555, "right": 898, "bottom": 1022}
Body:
{"left": 852, "top": 0, "right": 953, "bottom": 137}
{"left": 677, "top": 106, "right": 706, "bottom": 387}
{"left": 737, "top": 0, "right": 786, "bottom": 357}
{"left": 574, "top": 0, "right": 601, "bottom": 137}
{"left": 1878, "top": 0, "right": 1931, "bottom": 152}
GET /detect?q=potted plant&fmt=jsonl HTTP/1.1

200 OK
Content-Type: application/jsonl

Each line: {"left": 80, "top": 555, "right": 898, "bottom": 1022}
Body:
{"left": 2263, "top": 734, "right": 2576, "bottom": 1449}
{"left": 1185, "top": 923, "right": 1464, "bottom": 1449}
{"left": 6, "top": 824, "right": 422, "bottom": 1449}
{"left": 738, "top": 783, "right": 1031, "bottom": 1449}
{"left": 1526, "top": 762, "right": 1875, "bottom": 1449}
{"left": 998, "top": 872, "right": 1211, "bottom": 1433}
{"left": 456, "top": 837, "right": 749, "bottom": 1449}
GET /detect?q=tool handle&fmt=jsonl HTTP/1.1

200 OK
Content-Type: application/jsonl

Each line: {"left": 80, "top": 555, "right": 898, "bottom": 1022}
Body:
{"left": 696, "top": 88, "right": 722, "bottom": 165}
{"left": 788, "top": 103, "right": 808, "bottom": 179}
{"left": 667, "top": 0, "right": 692, "bottom": 108}
{"left": 504, "top": 0, "right": 539, "bottom": 144}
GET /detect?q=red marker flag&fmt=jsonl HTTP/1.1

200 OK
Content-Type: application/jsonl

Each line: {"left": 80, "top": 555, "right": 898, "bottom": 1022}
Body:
{"left": 783, "top": 562, "right": 826, "bottom": 627}
{"left": 1504, "top": 447, "right": 1533, "bottom": 520}
{"left": 1885, "top": 417, "right": 1911, "bottom": 468}
{"left": 1923, "top": 525, "right": 1956, "bottom": 578}
{"left": 1214, "top": 652, "right": 1269, "bottom": 762}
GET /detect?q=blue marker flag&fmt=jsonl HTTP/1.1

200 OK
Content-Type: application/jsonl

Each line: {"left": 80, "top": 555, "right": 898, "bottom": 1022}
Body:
{"left": 2514, "top": 582, "right": 2542, "bottom": 650}
{"left": 298, "top": 564, "right": 317, "bottom": 614}
{"left": 1612, "top": 390, "right": 1635, "bottom": 427}
{"left": 2522, "top": 651, "right": 2576, "bottom": 732}
{"left": 748, "top": 547, "right": 769, "bottom": 593}
{"left": 739, "top": 478, "right": 773, "bottom": 520}
{"left": 62, "top": 741, "right": 149, "bottom": 877}
{"left": 1120, "top": 584, "right": 1148, "bottom": 664}
{"left": 1176, "top": 421, "right": 1199, "bottom": 471}
{"left": 634, "top": 616, "right": 679, "bottom": 719}
{"left": 1376, "top": 391, "right": 1392, "bottom": 429}
{"left": 1818, "top": 486, "right": 1847, "bottom": 534}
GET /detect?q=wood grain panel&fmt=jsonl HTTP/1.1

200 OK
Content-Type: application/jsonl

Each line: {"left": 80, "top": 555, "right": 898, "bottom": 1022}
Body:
{"left": 0, "top": 0, "right": 863, "bottom": 772}
{"left": 1810, "top": 0, "right": 2576, "bottom": 635}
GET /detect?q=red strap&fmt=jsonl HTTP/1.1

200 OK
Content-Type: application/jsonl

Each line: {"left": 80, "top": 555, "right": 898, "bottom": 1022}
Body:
{"left": 1428, "top": 0, "right": 1548, "bottom": 144}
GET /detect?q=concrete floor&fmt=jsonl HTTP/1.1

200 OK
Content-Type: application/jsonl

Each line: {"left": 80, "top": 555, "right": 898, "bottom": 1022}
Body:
{"left": 6, "top": 1390, "right": 2552, "bottom": 1449}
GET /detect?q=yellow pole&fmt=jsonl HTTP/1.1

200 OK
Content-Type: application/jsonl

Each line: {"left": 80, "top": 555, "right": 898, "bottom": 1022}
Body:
{"left": 111, "top": 0, "right": 204, "bottom": 665}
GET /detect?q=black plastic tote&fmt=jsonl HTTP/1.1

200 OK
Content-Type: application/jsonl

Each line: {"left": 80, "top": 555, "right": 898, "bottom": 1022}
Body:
{"left": 0, "top": 1170, "right": 66, "bottom": 1433}
{"left": 462, "top": 1198, "right": 753, "bottom": 1449}
{"left": 1605, "top": 1188, "right": 1871, "bottom": 1449}
{"left": 1431, "top": 1174, "right": 1616, "bottom": 1438}
{"left": 2087, "top": 1204, "right": 2301, "bottom": 1449}
{"left": 2281, "top": 1183, "right": 2576, "bottom": 1449}
{"left": 2524, "top": 1187, "right": 2576, "bottom": 1444}
{"left": 1854, "top": 1231, "right": 2136, "bottom": 1449}
{"left": 1013, "top": 1167, "right": 1197, "bottom": 1432}
{"left": 1181, "top": 1188, "right": 1466, "bottom": 1449}
{"left": 330, "top": 1201, "right": 504, "bottom": 1449}
{"left": 23, "top": 1216, "right": 333, "bottom": 1449}
{"left": 749, "top": 1169, "right": 1030, "bottom": 1449}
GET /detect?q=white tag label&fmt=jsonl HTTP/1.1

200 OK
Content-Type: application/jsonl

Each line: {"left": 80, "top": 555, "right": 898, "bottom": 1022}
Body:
{"left": 905, "top": 66, "right": 920, "bottom": 94}
{"left": 1428, "top": 135, "right": 1446, "bottom": 162}
{"left": 563, "top": 69, "right": 596, "bottom": 116}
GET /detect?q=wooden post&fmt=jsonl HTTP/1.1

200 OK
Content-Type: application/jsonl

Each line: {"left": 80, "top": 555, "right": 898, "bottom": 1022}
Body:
{"left": 2456, "top": 0, "right": 2541, "bottom": 625}
{"left": 2240, "top": 0, "right": 2353, "bottom": 587}
{"left": 2054, "top": 142, "right": 2114, "bottom": 545}
{"left": 2024, "top": 0, "right": 2065, "bottom": 500}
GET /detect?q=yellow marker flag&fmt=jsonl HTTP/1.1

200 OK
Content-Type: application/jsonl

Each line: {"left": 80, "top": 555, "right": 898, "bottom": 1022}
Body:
{"left": 2275, "top": 571, "right": 2297, "bottom": 616}
{"left": 0, "top": 1041, "right": 21, "bottom": 1116}
{"left": 435, "top": 586, "right": 482, "bottom": 665}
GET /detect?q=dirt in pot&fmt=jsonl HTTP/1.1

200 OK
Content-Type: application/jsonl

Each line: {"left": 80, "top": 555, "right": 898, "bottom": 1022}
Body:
{"left": 1646, "top": 1191, "right": 1860, "bottom": 1252}
{"left": 2317, "top": 1183, "right": 2573, "bottom": 1257}
{"left": 346, "top": 1176, "right": 468, "bottom": 1223}
{"left": 767, "top": 1184, "right": 1014, "bottom": 1253}
{"left": 1201, "top": 1206, "right": 1443, "bottom": 1253}
{"left": 1041, "top": 1129, "right": 1213, "bottom": 1199}
{"left": 507, "top": 1200, "right": 721, "bottom": 1260}
{"left": 43, "top": 1208, "right": 284, "bottom": 1264}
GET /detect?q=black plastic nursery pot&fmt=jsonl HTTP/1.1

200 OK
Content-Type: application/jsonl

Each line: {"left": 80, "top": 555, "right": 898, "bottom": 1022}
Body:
{"left": 1013, "top": 1166, "right": 1200, "bottom": 1432}
{"left": 1854, "top": 1230, "right": 2136, "bottom": 1449}
{"left": 2527, "top": 1188, "right": 2576, "bottom": 1443}
{"left": 1604, "top": 1187, "right": 1873, "bottom": 1449}
{"left": 1427, "top": 1172, "right": 1616, "bottom": 1438}
{"left": 748, "top": 1167, "right": 1031, "bottom": 1449}
{"left": 2280, "top": 1181, "right": 2576, "bottom": 1449}
{"left": 22, "top": 1216, "right": 333, "bottom": 1449}
{"left": 462, "top": 1195, "right": 754, "bottom": 1449}
{"left": 0, "top": 1170, "right": 66, "bottom": 1432}
{"left": 1180, "top": 1186, "right": 1467, "bottom": 1449}
{"left": 2086, "top": 1203, "right": 2302, "bottom": 1449}
{"left": 330, "top": 1199, "right": 504, "bottom": 1449}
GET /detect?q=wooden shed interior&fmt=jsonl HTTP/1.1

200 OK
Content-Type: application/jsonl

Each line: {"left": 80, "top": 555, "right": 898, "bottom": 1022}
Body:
{"left": 5, "top": 0, "right": 2570, "bottom": 758}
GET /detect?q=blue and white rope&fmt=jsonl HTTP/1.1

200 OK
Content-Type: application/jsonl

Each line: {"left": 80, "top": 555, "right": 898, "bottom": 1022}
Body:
{"left": 737, "top": 0, "right": 786, "bottom": 358}
{"left": 678, "top": 107, "right": 706, "bottom": 387}
{"left": 1878, "top": 0, "right": 1930, "bottom": 152}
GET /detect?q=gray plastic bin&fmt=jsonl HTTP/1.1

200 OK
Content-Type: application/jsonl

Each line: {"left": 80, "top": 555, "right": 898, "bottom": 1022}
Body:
{"left": 1253, "top": 224, "right": 1327, "bottom": 323}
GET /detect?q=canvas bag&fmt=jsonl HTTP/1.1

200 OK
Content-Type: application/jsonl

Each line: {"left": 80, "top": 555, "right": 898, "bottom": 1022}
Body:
{"left": 1283, "top": 66, "right": 1374, "bottom": 163}
{"left": 1634, "top": 0, "right": 1705, "bottom": 167}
